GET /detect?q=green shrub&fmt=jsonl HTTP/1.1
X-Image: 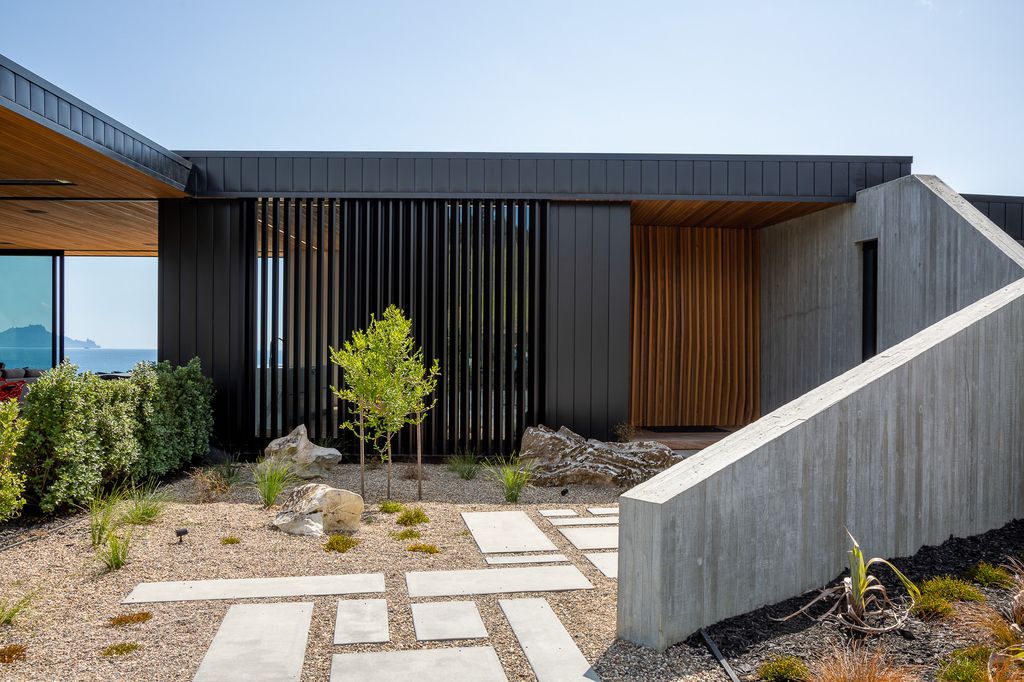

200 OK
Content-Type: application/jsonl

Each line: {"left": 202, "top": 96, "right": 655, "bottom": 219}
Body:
{"left": 407, "top": 542, "right": 439, "bottom": 554}
{"left": 121, "top": 481, "right": 171, "bottom": 526}
{"left": 253, "top": 458, "right": 298, "bottom": 507}
{"left": 101, "top": 642, "right": 140, "bottom": 657}
{"left": 757, "top": 654, "right": 809, "bottom": 681}
{"left": 14, "top": 359, "right": 213, "bottom": 514}
{"left": 967, "top": 561, "right": 1014, "bottom": 589}
{"left": 378, "top": 500, "right": 403, "bottom": 514}
{"left": 391, "top": 528, "right": 421, "bottom": 541}
{"left": 921, "top": 576, "right": 985, "bottom": 603}
{"left": 324, "top": 535, "right": 360, "bottom": 553}
{"left": 938, "top": 645, "right": 991, "bottom": 682}
{"left": 446, "top": 450, "right": 481, "bottom": 480}
{"left": 132, "top": 359, "right": 213, "bottom": 479}
{"left": 910, "top": 592, "right": 954, "bottom": 620}
{"left": 15, "top": 363, "right": 105, "bottom": 512}
{"left": 396, "top": 507, "right": 429, "bottom": 526}
{"left": 0, "top": 399, "right": 27, "bottom": 522}
{"left": 485, "top": 455, "right": 534, "bottom": 503}
{"left": 0, "top": 643, "right": 26, "bottom": 663}
{"left": 0, "top": 590, "right": 34, "bottom": 626}
{"left": 98, "top": 531, "right": 131, "bottom": 571}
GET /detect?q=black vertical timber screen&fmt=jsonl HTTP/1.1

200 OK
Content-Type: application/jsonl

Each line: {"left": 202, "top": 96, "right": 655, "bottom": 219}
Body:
{"left": 254, "top": 198, "right": 546, "bottom": 457}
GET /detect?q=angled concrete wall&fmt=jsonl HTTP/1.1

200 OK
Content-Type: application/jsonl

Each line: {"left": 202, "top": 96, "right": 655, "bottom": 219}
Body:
{"left": 618, "top": 176, "right": 1024, "bottom": 650}
{"left": 760, "top": 175, "right": 1024, "bottom": 412}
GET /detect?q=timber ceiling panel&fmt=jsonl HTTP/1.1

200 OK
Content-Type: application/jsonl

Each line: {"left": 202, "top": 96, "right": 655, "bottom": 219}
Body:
{"left": 0, "top": 200, "right": 157, "bottom": 255}
{"left": 0, "top": 106, "right": 187, "bottom": 200}
{"left": 630, "top": 199, "right": 840, "bottom": 229}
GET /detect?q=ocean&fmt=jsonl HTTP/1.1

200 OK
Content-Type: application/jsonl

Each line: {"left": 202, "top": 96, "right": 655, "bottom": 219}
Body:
{"left": 64, "top": 348, "right": 157, "bottom": 373}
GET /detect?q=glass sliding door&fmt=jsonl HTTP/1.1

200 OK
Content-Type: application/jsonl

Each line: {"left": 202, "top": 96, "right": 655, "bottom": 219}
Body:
{"left": 0, "top": 252, "right": 63, "bottom": 371}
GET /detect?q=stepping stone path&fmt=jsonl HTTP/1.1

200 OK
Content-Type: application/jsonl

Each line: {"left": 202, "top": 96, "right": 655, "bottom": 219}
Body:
{"left": 539, "top": 509, "right": 577, "bottom": 517}
{"left": 587, "top": 507, "right": 618, "bottom": 515}
{"left": 584, "top": 552, "right": 618, "bottom": 579}
{"left": 548, "top": 517, "right": 619, "bottom": 526}
{"left": 485, "top": 553, "right": 568, "bottom": 565}
{"left": 558, "top": 526, "right": 619, "bottom": 551}
{"left": 124, "top": 573, "right": 385, "bottom": 603}
{"left": 406, "top": 565, "right": 593, "bottom": 598}
{"left": 334, "top": 599, "right": 390, "bottom": 644}
{"left": 193, "top": 602, "right": 312, "bottom": 682}
{"left": 330, "top": 647, "right": 508, "bottom": 682}
{"left": 411, "top": 601, "right": 488, "bottom": 641}
{"left": 461, "top": 510, "right": 557, "bottom": 553}
{"left": 500, "top": 598, "right": 599, "bottom": 681}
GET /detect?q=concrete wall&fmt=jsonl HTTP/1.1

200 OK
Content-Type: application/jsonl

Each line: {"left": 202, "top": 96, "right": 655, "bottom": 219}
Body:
{"left": 618, "top": 175, "right": 1024, "bottom": 650}
{"left": 760, "top": 175, "right": 1024, "bottom": 411}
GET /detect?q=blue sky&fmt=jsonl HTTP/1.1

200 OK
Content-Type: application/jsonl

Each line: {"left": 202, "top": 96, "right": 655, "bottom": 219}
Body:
{"left": 2, "top": 0, "right": 1022, "bottom": 347}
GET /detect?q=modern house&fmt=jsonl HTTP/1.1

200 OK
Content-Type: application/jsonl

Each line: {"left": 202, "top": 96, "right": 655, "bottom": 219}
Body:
{"left": 3, "top": 53, "right": 1024, "bottom": 649}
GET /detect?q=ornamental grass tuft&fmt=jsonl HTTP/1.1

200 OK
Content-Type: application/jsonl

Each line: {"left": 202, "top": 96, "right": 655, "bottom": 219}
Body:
{"left": 485, "top": 454, "right": 534, "bottom": 503}
{"left": 0, "top": 590, "right": 34, "bottom": 626}
{"left": 407, "top": 542, "right": 439, "bottom": 554}
{"left": 396, "top": 507, "right": 429, "bottom": 526}
{"left": 252, "top": 457, "right": 299, "bottom": 507}
{"left": 938, "top": 645, "right": 991, "bottom": 682}
{"left": 910, "top": 592, "right": 954, "bottom": 621}
{"left": 101, "top": 642, "right": 140, "bottom": 657}
{"left": 813, "top": 648, "right": 918, "bottom": 682}
{"left": 921, "top": 576, "right": 986, "bottom": 603}
{"left": 121, "top": 480, "right": 172, "bottom": 526}
{"left": 446, "top": 450, "right": 481, "bottom": 480}
{"left": 108, "top": 611, "right": 152, "bottom": 627}
{"left": 391, "top": 528, "right": 421, "bottom": 541}
{"left": 220, "top": 536, "right": 241, "bottom": 545}
{"left": 757, "top": 654, "right": 809, "bottom": 681}
{"left": 967, "top": 561, "right": 1014, "bottom": 589}
{"left": 0, "top": 643, "right": 27, "bottom": 664}
{"left": 378, "top": 500, "right": 403, "bottom": 514}
{"left": 324, "top": 534, "right": 360, "bottom": 553}
{"left": 97, "top": 530, "right": 131, "bottom": 571}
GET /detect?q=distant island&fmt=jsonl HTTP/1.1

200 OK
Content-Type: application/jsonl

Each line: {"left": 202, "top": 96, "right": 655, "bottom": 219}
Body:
{"left": 0, "top": 324, "right": 100, "bottom": 349}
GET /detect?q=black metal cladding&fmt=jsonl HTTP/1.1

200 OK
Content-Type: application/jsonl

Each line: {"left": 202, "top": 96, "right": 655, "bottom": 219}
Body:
{"left": 254, "top": 197, "right": 545, "bottom": 456}
{"left": 180, "top": 152, "right": 913, "bottom": 202}
{"left": 965, "top": 194, "right": 1024, "bottom": 241}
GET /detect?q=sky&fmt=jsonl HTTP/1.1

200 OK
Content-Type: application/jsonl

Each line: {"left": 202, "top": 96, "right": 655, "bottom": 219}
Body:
{"left": 1, "top": 0, "right": 1023, "bottom": 347}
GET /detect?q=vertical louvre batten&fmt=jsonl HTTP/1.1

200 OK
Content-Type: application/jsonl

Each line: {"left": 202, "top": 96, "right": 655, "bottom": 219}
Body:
{"left": 254, "top": 198, "right": 544, "bottom": 457}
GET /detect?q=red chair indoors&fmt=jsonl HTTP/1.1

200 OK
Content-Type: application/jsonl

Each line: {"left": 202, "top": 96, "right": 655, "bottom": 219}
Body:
{"left": 0, "top": 380, "right": 26, "bottom": 402}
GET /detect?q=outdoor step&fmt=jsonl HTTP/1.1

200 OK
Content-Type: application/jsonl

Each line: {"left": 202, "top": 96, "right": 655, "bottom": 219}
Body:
{"left": 406, "top": 565, "right": 593, "bottom": 598}
{"left": 500, "top": 598, "right": 599, "bottom": 681}
{"left": 123, "top": 574, "right": 385, "bottom": 603}
{"left": 334, "top": 599, "right": 390, "bottom": 645}
{"left": 411, "top": 600, "right": 488, "bottom": 641}
{"left": 558, "top": 526, "right": 619, "bottom": 551}
{"left": 461, "top": 511, "right": 558, "bottom": 553}
{"left": 193, "top": 602, "right": 312, "bottom": 682}
{"left": 584, "top": 553, "right": 618, "bottom": 579}
{"left": 330, "top": 647, "right": 508, "bottom": 682}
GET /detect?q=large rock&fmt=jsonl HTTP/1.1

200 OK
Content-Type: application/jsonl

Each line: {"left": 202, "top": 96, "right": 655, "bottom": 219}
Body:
{"left": 273, "top": 483, "right": 364, "bottom": 536}
{"left": 520, "top": 425, "right": 683, "bottom": 487}
{"left": 264, "top": 425, "right": 343, "bottom": 479}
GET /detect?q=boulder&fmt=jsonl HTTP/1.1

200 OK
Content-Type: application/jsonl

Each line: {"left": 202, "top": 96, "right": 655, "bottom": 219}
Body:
{"left": 273, "top": 483, "right": 364, "bottom": 536}
{"left": 264, "top": 424, "right": 343, "bottom": 479}
{"left": 520, "top": 425, "right": 683, "bottom": 487}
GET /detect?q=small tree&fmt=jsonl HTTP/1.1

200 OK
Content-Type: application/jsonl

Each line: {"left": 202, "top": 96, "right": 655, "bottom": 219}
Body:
{"left": 330, "top": 305, "right": 437, "bottom": 500}
{"left": 401, "top": 342, "right": 440, "bottom": 501}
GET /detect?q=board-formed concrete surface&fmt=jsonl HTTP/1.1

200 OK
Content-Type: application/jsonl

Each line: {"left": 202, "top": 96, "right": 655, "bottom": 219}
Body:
{"left": 558, "top": 526, "right": 618, "bottom": 550}
{"left": 329, "top": 647, "right": 508, "bottom": 682}
{"left": 124, "top": 574, "right": 385, "bottom": 603}
{"left": 406, "top": 565, "right": 593, "bottom": 598}
{"left": 461, "top": 511, "right": 558, "bottom": 553}
{"left": 485, "top": 553, "right": 568, "bottom": 565}
{"left": 193, "top": 602, "right": 312, "bottom": 682}
{"left": 411, "top": 601, "right": 488, "bottom": 641}
{"left": 620, "top": 274, "right": 1024, "bottom": 649}
{"left": 500, "top": 598, "right": 599, "bottom": 681}
{"left": 584, "top": 553, "right": 618, "bottom": 579}
{"left": 539, "top": 509, "right": 578, "bottom": 517}
{"left": 549, "top": 517, "right": 619, "bottom": 527}
{"left": 587, "top": 507, "right": 618, "bottom": 515}
{"left": 334, "top": 599, "right": 390, "bottom": 645}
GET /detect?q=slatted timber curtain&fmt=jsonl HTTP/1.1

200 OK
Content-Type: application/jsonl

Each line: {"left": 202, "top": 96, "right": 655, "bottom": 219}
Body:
{"left": 629, "top": 225, "right": 760, "bottom": 427}
{"left": 253, "top": 198, "right": 544, "bottom": 456}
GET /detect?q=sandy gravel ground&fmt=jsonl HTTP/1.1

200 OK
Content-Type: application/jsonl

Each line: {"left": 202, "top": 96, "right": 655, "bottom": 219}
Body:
{"left": 0, "top": 463, "right": 724, "bottom": 682}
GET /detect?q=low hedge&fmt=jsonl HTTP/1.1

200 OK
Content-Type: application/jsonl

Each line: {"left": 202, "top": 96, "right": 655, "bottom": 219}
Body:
{"left": 0, "top": 398, "right": 27, "bottom": 522}
{"left": 13, "top": 358, "right": 213, "bottom": 513}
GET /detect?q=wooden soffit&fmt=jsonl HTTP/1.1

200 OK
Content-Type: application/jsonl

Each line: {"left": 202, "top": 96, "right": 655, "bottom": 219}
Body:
{"left": 631, "top": 198, "right": 840, "bottom": 229}
{"left": 0, "top": 200, "right": 157, "bottom": 256}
